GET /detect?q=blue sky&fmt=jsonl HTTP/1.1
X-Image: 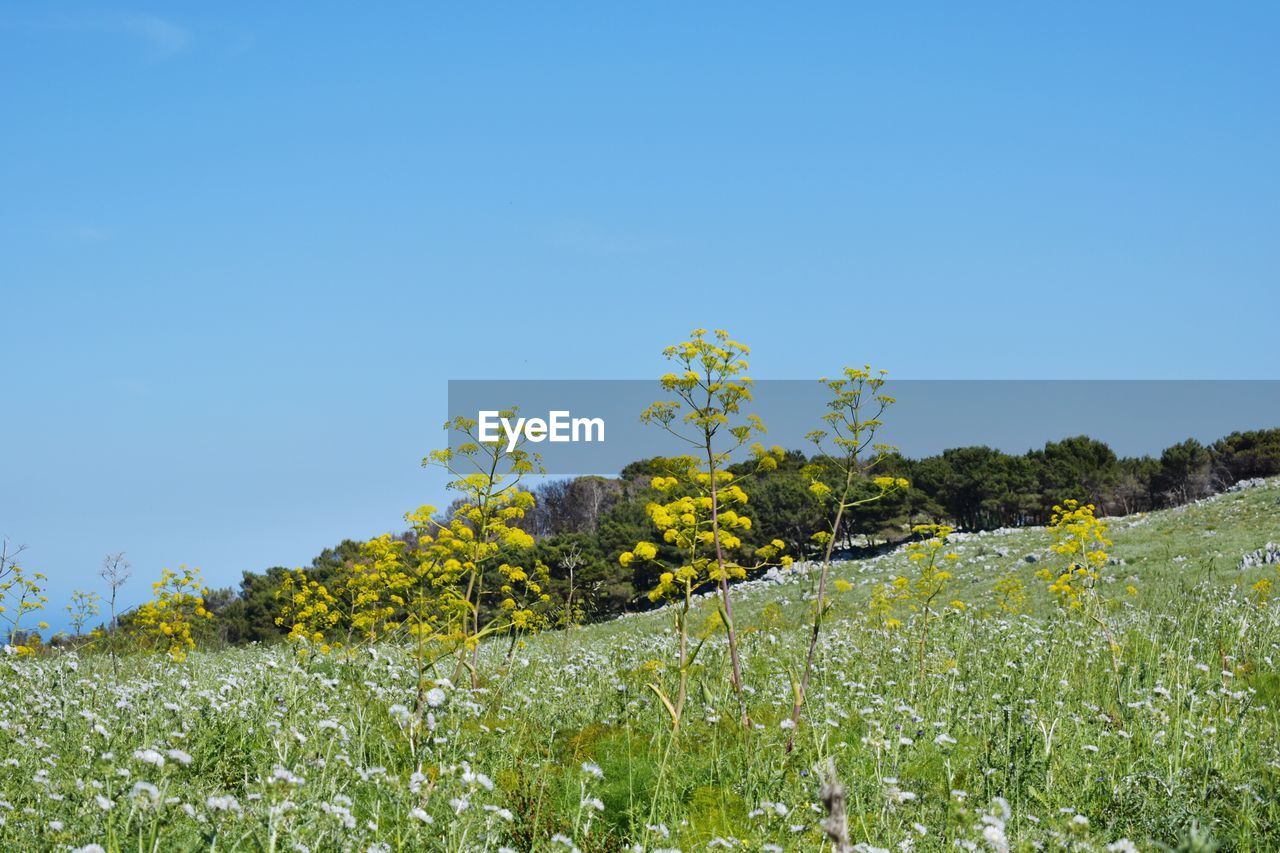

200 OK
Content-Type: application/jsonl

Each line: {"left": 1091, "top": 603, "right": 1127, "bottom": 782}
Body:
{"left": 2, "top": 3, "right": 1277, "bottom": 630}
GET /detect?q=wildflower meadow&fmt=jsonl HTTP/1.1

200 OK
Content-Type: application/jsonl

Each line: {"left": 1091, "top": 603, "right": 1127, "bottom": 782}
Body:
{"left": 3, "top": 332, "right": 1279, "bottom": 852}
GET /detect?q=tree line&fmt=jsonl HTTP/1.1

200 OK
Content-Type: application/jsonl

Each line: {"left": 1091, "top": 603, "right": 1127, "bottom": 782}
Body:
{"left": 204, "top": 427, "right": 1279, "bottom": 645}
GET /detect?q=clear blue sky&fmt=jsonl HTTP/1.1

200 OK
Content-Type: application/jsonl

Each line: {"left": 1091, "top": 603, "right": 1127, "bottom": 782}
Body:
{"left": 2, "top": 4, "right": 1277, "bottom": 630}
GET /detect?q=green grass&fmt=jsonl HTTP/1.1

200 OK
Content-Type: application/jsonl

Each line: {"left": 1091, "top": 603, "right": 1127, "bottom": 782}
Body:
{"left": 4, "top": 481, "right": 1279, "bottom": 851}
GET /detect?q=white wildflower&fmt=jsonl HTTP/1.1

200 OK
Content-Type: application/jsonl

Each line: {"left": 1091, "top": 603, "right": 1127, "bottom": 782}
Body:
{"left": 207, "top": 794, "right": 241, "bottom": 813}
{"left": 166, "top": 749, "right": 193, "bottom": 766}
{"left": 133, "top": 749, "right": 165, "bottom": 768}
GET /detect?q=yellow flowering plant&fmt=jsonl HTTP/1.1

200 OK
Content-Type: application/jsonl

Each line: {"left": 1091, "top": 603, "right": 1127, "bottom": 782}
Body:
{"left": 991, "top": 572, "right": 1027, "bottom": 615}
{"left": 341, "top": 534, "right": 415, "bottom": 645}
{"left": 134, "top": 566, "right": 213, "bottom": 662}
{"left": 788, "top": 366, "right": 908, "bottom": 746}
{"left": 274, "top": 569, "right": 341, "bottom": 654}
{"left": 634, "top": 329, "right": 783, "bottom": 726}
{"left": 1041, "top": 500, "right": 1111, "bottom": 608}
{"left": 1038, "top": 499, "right": 1123, "bottom": 670}
{"left": 278, "top": 528, "right": 466, "bottom": 739}
{"left": 0, "top": 540, "right": 48, "bottom": 656}
{"left": 621, "top": 455, "right": 789, "bottom": 732}
{"left": 869, "top": 524, "right": 963, "bottom": 688}
{"left": 271, "top": 412, "right": 550, "bottom": 735}
{"left": 414, "top": 412, "right": 544, "bottom": 688}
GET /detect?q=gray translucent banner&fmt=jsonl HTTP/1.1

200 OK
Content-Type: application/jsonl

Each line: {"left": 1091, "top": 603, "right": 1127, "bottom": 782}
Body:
{"left": 447, "top": 380, "right": 1280, "bottom": 475}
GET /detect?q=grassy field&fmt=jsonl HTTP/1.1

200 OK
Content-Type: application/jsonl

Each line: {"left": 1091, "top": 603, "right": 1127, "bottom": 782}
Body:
{"left": 4, "top": 481, "right": 1279, "bottom": 852}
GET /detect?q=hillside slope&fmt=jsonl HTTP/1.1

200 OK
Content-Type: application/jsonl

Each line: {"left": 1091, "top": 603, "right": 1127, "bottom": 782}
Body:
{"left": 592, "top": 476, "right": 1280, "bottom": 637}
{"left": 2, "top": 481, "right": 1278, "bottom": 851}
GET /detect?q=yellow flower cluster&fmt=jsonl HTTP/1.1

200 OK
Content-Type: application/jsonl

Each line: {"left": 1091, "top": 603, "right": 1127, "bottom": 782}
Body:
{"left": 342, "top": 535, "right": 416, "bottom": 643}
{"left": 134, "top": 566, "right": 212, "bottom": 662}
{"left": 621, "top": 456, "right": 790, "bottom": 604}
{"left": 869, "top": 524, "right": 963, "bottom": 628}
{"left": 275, "top": 570, "right": 340, "bottom": 653}
{"left": 0, "top": 559, "right": 49, "bottom": 655}
{"left": 274, "top": 409, "right": 556, "bottom": 685}
{"left": 1039, "top": 500, "right": 1113, "bottom": 609}
{"left": 498, "top": 559, "right": 552, "bottom": 634}
{"left": 873, "top": 476, "right": 911, "bottom": 491}
{"left": 992, "top": 572, "right": 1027, "bottom": 614}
